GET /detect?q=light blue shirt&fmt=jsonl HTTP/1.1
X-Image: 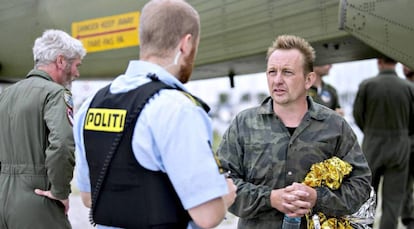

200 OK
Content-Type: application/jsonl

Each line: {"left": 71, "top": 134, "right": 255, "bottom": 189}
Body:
{"left": 74, "top": 60, "right": 229, "bottom": 229}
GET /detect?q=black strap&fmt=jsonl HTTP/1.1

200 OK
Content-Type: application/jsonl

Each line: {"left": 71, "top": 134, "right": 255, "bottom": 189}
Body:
{"left": 149, "top": 72, "right": 210, "bottom": 113}
{"left": 89, "top": 75, "right": 172, "bottom": 226}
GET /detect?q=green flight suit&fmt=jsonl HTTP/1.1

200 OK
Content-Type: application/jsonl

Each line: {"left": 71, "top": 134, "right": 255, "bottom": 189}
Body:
{"left": 353, "top": 69, "right": 414, "bottom": 229}
{"left": 0, "top": 70, "right": 75, "bottom": 229}
{"left": 402, "top": 79, "right": 414, "bottom": 226}
{"left": 217, "top": 96, "right": 372, "bottom": 229}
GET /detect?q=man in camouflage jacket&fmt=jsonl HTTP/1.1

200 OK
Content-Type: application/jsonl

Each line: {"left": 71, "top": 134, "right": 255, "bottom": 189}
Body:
{"left": 217, "top": 35, "right": 372, "bottom": 229}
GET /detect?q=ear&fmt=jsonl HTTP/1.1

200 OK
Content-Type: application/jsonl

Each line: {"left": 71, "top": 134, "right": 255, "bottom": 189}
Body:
{"left": 56, "top": 55, "right": 66, "bottom": 70}
{"left": 178, "top": 34, "right": 194, "bottom": 55}
{"left": 305, "top": 72, "right": 316, "bottom": 89}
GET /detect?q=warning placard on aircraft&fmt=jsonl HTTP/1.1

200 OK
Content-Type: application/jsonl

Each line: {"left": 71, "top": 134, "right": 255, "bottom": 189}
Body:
{"left": 72, "top": 11, "right": 140, "bottom": 53}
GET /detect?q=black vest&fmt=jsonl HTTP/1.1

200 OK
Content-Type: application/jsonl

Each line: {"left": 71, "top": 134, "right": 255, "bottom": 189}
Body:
{"left": 83, "top": 80, "right": 192, "bottom": 228}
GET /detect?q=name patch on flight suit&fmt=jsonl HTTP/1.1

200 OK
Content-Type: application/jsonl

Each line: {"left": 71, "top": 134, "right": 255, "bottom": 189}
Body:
{"left": 84, "top": 108, "right": 127, "bottom": 132}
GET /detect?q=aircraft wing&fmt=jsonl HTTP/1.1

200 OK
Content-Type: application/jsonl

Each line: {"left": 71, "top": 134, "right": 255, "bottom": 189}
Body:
{"left": 0, "top": 0, "right": 412, "bottom": 82}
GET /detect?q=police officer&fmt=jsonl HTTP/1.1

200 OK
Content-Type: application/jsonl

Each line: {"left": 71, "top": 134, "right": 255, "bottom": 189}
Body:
{"left": 73, "top": 0, "right": 236, "bottom": 229}
{"left": 0, "top": 30, "right": 86, "bottom": 228}
{"left": 353, "top": 57, "right": 414, "bottom": 229}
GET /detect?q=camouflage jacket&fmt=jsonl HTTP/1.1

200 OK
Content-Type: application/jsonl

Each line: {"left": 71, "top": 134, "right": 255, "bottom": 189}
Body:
{"left": 217, "top": 96, "right": 372, "bottom": 229}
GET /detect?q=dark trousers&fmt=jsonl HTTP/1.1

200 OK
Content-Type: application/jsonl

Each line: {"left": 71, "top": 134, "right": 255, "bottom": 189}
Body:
{"left": 362, "top": 135, "right": 410, "bottom": 229}
{"left": 402, "top": 149, "right": 414, "bottom": 225}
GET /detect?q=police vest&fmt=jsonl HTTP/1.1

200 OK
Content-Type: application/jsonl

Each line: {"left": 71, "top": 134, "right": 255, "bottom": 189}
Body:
{"left": 83, "top": 79, "right": 205, "bottom": 228}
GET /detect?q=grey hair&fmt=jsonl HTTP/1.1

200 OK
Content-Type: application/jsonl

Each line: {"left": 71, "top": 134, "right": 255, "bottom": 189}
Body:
{"left": 33, "top": 29, "right": 86, "bottom": 68}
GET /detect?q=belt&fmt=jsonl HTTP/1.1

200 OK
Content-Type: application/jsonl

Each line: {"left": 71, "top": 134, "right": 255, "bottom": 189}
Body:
{"left": 0, "top": 163, "right": 47, "bottom": 175}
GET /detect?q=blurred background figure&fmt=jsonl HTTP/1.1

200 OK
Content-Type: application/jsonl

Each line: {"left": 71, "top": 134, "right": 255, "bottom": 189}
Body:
{"left": 353, "top": 57, "right": 414, "bottom": 229}
{"left": 308, "top": 64, "right": 344, "bottom": 116}
{"left": 401, "top": 64, "right": 414, "bottom": 229}
{"left": 403, "top": 65, "right": 414, "bottom": 82}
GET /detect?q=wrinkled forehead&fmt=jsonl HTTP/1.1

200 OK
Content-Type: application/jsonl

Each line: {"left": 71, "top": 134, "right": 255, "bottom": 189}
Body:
{"left": 267, "top": 49, "right": 304, "bottom": 68}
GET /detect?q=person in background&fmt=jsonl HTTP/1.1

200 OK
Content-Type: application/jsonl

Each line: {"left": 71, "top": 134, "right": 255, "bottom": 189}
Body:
{"left": 401, "top": 64, "right": 414, "bottom": 229}
{"left": 403, "top": 65, "right": 414, "bottom": 82}
{"left": 353, "top": 57, "right": 414, "bottom": 229}
{"left": 217, "top": 34, "right": 372, "bottom": 229}
{"left": 0, "top": 29, "right": 86, "bottom": 228}
{"left": 308, "top": 64, "right": 344, "bottom": 116}
{"left": 73, "top": 0, "right": 236, "bottom": 229}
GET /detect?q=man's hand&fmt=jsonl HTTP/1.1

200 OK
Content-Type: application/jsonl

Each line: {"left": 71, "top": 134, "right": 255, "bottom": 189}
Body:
{"left": 34, "top": 189, "right": 69, "bottom": 214}
{"left": 270, "top": 182, "right": 317, "bottom": 217}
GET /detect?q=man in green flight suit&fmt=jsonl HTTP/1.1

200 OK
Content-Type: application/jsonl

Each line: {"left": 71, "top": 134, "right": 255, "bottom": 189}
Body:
{"left": 401, "top": 65, "right": 414, "bottom": 229}
{"left": 0, "top": 29, "right": 86, "bottom": 228}
{"left": 353, "top": 57, "right": 414, "bottom": 229}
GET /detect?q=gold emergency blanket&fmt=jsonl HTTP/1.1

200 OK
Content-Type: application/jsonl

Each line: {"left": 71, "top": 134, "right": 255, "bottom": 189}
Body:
{"left": 303, "top": 157, "right": 353, "bottom": 229}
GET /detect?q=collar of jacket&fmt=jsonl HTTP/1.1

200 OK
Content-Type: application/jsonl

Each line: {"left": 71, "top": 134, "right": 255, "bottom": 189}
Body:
{"left": 258, "top": 95, "right": 328, "bottom": 121}
{"left": 379, "top": 69, "right": 397, "bottom": 76}
{"left": 26, "top": 69, "right": 53, "bottom": 81}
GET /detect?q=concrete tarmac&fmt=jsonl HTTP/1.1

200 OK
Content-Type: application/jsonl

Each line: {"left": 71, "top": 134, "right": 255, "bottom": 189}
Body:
{"left": 68, "top": 194, "right": 238, "bottom": 229}
{"left": 68, "top": 193, "right": 405, "bottom": 229}
{"left": 68, "top": 185, "right": 406, "bottom": 229}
